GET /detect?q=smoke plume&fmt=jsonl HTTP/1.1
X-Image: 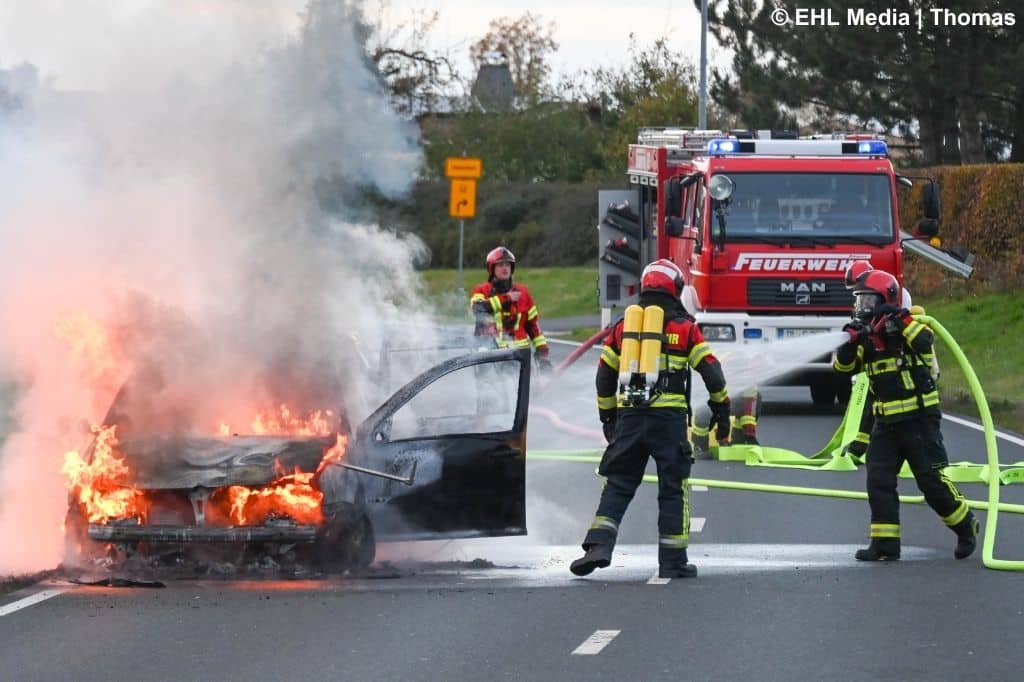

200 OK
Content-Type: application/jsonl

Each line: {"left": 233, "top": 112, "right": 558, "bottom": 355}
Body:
{"left": 0, "top": 0, "right": 430, "bottom": 574}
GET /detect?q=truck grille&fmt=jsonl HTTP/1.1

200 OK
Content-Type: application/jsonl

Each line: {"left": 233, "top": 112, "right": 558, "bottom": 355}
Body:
{"left": 748, "top": 279, "right": 853, "bottom": 307}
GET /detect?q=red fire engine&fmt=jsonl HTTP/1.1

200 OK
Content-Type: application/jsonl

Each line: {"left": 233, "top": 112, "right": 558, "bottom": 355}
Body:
{"left": 598, "top": 128, "right": 972, "bottom": 405}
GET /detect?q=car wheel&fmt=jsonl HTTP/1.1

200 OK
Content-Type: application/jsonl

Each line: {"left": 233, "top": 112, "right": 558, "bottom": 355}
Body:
{"left": 317, "top": 504, "right": 376, "bottom": 572}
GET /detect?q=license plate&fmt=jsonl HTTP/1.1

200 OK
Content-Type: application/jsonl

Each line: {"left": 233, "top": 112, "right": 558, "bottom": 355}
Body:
{"left": 777, "top": 328, "right": 827, "bottom": 339}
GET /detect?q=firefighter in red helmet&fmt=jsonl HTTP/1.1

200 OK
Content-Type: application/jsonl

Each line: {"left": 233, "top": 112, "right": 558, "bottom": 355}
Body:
{"left": 834, "top": 269, "right": 978, "bottom": 561}
{"left": 841, "top": 259, "right": 876, "bottom": 459}
{"left": 571, "top": 258, "right": 730, "bottom": 579}
{"left": 469, "top": 247, "right": 551, "bottom": 371}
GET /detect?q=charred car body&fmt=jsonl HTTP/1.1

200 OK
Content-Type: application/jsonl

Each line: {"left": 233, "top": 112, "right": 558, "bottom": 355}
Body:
{"left": 65, "top": 346, "right": 531, "bottom": 572}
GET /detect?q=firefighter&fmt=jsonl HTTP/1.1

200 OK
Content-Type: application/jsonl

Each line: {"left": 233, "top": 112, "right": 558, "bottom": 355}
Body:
{"left": 840, "top": 261, "right": 937, "bottom": 459}
{"left": 570, "top": 259, "right": 731, "bottom": 579}
{"left": 469, "top": 246, "right": 551, "bottom": 372}
{"left": 841, "top": 260, "right": 875, "bottom": 458}
{"left": 835, "top": 269, "right": 978, "bottom": 561}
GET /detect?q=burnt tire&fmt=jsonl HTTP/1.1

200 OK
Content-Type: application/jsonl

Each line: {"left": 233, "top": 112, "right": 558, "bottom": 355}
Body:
{"left": 317, "top": 505, "right": 376, "bottom": 572}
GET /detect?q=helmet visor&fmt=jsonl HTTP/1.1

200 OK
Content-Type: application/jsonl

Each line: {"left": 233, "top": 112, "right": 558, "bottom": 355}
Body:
{"left": 853, "top": 292, "right": 883, "bottom": 319}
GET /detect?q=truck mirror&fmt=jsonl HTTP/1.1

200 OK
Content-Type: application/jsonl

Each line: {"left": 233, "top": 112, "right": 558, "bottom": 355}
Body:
{"left": 916, "top": 218, "right": 939, "bottom": 237}
{"left": 679, "top": 172, "right": 702, "bottom": 189}
{"left": 664, "top": 177, "right": 682, "bottom": 217}
{"left": 922, "top": 180, "right": 941, "bottom": 221}
{"left": 896, "top": 175, "right": 913, "bottom": 189}
{"left": 665, "top": 216, "right": 685, "bottom": 237}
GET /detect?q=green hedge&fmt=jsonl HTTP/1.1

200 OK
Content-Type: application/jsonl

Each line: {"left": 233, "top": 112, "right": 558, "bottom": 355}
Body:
{"left": 385, "top": 180, "right": 604, "bottom": 269}
{"left": 383, "top": 163, "right": 1023, "bottom": 290}
{"left": 899, "top": 164, "right": 1024, "bottom": 296}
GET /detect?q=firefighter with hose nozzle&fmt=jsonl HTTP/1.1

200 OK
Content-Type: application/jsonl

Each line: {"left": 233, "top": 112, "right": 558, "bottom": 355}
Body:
{"left": 570, "top": 259, "right": 730, "bottom": 579}
{"left": 834, "top": 268, "right": 978, "bottom": 561}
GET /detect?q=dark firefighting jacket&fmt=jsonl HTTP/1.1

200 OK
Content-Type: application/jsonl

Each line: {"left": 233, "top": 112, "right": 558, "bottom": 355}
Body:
{"left": 833, "top": 311, "right": 939, "bottom": 423}
{"left": 595, "top": 293, "right": 728, "bottom": 415}
{"left": 470, "top": 281, "right": 549, "bottom": 356}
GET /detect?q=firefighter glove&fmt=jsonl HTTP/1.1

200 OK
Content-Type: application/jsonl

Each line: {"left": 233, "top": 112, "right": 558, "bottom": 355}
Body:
{"left": 707, "top": 399, "right": 731, "bottom": 441}
{"left": 536, "top": 356, "right": 553, "bottom": 374}
{"left": 842, "top": 320, "right": 869, "bottom": 345}
{"left": 599, "top": 408, "right": 617, "bottom": 442}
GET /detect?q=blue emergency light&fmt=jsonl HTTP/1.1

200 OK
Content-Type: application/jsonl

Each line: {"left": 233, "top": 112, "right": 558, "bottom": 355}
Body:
{"left": 857, "top": 140, "right": 888, "bottom": 155}
{"left": 707, "top": 139, "right": 738, "bottom": 155}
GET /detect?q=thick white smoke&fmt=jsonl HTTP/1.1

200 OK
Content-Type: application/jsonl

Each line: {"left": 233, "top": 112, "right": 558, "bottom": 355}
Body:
{"left": 0, "top": 0, "right": 433, "bottom": 574}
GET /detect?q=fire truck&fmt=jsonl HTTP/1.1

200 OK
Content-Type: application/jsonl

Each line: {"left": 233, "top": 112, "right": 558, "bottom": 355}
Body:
{"left": 597, "top": 128, "right": 973, "bottom": 405}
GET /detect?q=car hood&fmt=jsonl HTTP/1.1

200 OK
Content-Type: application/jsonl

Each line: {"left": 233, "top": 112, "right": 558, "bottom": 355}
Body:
{"left": 118, "top": 435, "right": 331, "bottom": 490}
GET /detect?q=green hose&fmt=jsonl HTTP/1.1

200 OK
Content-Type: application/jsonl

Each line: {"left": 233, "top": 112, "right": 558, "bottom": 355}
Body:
{"left": 532, "top": 313, "right": 1019, "bottom": 569}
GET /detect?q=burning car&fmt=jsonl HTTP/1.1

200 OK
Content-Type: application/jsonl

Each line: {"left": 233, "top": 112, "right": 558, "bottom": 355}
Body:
{"left": 64, "top": 346, "right": 531, "bottom": 573}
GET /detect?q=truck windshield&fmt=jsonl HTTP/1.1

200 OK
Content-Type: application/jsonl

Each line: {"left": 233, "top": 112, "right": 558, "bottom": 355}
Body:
{"left": 718, "top": 173, "right": 894, "bottom": 242}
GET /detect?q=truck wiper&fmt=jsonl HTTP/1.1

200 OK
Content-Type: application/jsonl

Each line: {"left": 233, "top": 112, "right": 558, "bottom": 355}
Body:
{"left": 758, "top": 235, "right": 836, "bottom": 248}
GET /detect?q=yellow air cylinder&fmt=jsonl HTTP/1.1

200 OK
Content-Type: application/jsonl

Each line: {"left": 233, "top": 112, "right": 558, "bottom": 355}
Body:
{"left": 639, "top": 305, "right": 665, "bottom": 382}
{"left": 619, "top": 305, "right": 644, "bottom": 386}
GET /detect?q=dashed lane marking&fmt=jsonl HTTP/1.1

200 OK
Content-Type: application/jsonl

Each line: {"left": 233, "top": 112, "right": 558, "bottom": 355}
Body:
{"left": 572, "top": 629, "right": 620, "bottom": 655}
{"left": 692, "top": 484, "right": 709, "bottom": 491}
{"left": 691, "top": 517, "right": 706, "bottom": 532}
{"left": 646, "top": 575, "right": 671, "bottom": 585}
{"left": 0, "top": 587, "right": 68, "bottom": 617}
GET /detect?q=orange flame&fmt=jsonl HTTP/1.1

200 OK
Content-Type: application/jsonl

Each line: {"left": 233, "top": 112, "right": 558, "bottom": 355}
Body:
{"left": 214, "top": 434, "right": 348, "bottom": 526}
{"left": 62, "top": 424, "right": 146, "bottom": 523}
{"left": 224, "top": 473, "right": 323, "bottom": 526}
{"left": 217, "top": 404, "right": 335, "bottom": 437}
{"left": 316, "top": 433, "right": 348, "bottom": 475}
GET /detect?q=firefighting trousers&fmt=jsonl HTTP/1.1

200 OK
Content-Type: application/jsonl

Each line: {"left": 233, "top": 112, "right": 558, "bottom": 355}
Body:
{"left": 865, "top": 413, "right": 969, "bottom": 536}
{"left": 583, "top": 411, "right": 692, "bottom": 565}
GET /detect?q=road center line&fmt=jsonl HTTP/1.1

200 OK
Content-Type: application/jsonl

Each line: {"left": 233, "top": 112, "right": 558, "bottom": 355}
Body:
{"left": 0, "top": 587, "right": 68, "bottom": 617}
{"left": 572, "top": 629, "right": 621, "bottom": 655}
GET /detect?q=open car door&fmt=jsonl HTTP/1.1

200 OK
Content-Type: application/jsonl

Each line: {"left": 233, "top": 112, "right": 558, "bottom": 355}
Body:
{"left": 343, "top": 347, "right": 531, "bottom": 541}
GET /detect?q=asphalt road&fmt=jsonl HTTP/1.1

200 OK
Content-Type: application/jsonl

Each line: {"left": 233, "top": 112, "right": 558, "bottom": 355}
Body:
{"left": 3, "top": 339, "right": 1024, "bottom": 681}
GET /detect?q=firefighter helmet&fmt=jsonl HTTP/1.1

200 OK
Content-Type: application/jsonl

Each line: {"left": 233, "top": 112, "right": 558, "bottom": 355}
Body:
{"left": 640, "top": 259, "right": 685, "bottom": 297}
{"left": 843, "top": 260, "right": 874, "bottom": 290}
{"left": 852, "top": 270, "right": 900, "bottom": 319}
{"left": 486, "top": 247, "right": 516, "bottom": 278}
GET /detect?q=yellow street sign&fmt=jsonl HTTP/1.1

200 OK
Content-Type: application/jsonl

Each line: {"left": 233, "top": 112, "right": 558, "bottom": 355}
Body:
{"left": 445, "top": 157, "right": 483, "bottom": 179}
{"left": 449, "top": 179, "right": 477, "bottom": 218}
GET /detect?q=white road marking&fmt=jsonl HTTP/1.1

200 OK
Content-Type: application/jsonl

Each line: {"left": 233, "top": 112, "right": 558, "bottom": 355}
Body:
{"left": 548, "top": 338, "right": 584, "bottom": 347}
{"left": 646, "top": 575, "right": 671, "bottom": 585}
{"left": 0, "top": 587, "right": 68, "bottom": 617}
{"left": 943, "top": 414, "right": 1024, "bottom": 448}
{"left": 691, "top": 517, "right": 706, "bottom": 532}
{"left": 572, "top": 629, "right": 621, "bottom": 655}
{"left": 692, "top": 484, "right": 709, "bottom": 491}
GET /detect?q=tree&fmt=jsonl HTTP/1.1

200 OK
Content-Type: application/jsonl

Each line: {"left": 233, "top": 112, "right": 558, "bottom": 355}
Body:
{"left": 699, "top": 0, "right": 1023, "bottom": 164}
{"left": 362, "top": 1, "right": 461, "bottom": 115}
{"left": 567, "top": 38, "right": 704, "bottom": 176}
{"left": 470, "top": 12, "right": 559, "bottom": 101}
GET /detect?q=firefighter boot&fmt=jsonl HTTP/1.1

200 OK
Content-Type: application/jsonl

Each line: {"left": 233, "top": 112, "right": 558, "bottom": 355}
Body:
{"left": 658, "top": 547, "right": 698, "bottom": 579}
{"left": 570, "top": 543, "right": 612, "bottom": 576}
{"left": 854, "top": 538, "right": 901, "bottom": 561}
{"left": 952, "top": 513, "right": 980, "bottom": 560}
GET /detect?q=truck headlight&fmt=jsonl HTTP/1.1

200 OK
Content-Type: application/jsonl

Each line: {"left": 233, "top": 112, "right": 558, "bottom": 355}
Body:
{"left": 698, "top": 324, "right": 736, "bottom": 342}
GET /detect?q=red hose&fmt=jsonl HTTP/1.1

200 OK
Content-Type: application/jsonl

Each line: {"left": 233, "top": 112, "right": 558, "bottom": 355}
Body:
{"left": 552, "top": 324, "right": 614, "bottom": 377}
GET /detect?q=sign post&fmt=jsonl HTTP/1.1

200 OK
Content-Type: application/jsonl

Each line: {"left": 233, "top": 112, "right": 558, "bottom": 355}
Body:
{"left": 445, "top": 157, "right": 482, "bottom": 292}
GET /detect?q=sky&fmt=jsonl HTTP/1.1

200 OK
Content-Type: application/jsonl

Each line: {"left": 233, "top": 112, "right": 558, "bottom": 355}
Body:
{"left": 0, "top": 0, "right": 723, "bottom": 91}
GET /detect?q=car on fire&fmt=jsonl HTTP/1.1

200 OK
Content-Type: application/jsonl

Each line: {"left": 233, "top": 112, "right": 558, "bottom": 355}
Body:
{"left": 64, "top": 346, "right": 531, "bottom": 572}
